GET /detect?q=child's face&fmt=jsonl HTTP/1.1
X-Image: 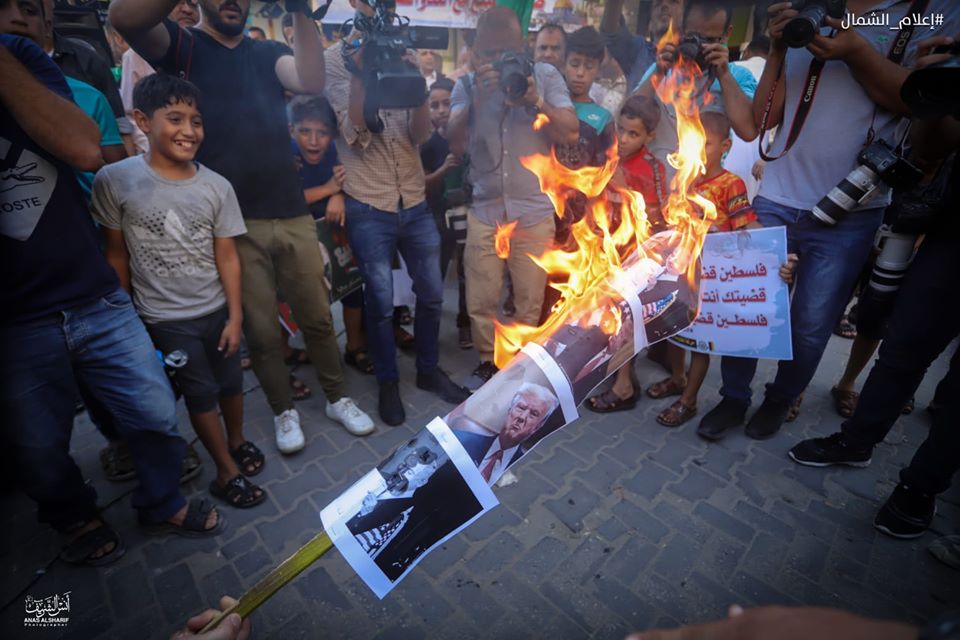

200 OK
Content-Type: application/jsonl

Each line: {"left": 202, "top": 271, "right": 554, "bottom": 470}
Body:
{"left": 563, "top": 52, "right": 600, "bottom": 100}
{"left": 703, "top": 127, "right": 732, "bottom": 173}
{"left": 137, "top": 98, "right": 204, "bottom": 164}
{"left": 428, "top": 88, "right": 451, "bottom": 132}
{"left": 291, "top": 118, "right": 333, "bottom": 165}
{"left": 617, "top": 115, "right": 652, "bottom": 159}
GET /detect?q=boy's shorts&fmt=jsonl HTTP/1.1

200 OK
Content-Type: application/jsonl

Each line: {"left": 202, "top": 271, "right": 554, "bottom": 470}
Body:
{"left": 146, "top": 307, "right": 243, "bottom": 413}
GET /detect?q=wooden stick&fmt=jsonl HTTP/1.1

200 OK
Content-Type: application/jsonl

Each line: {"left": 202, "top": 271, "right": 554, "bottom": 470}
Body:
{"left": 199, "top": 531, "right": 333, "bottom": 633}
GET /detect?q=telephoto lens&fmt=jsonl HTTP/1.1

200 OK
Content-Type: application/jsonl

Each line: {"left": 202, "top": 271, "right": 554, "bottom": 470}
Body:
{"left": 811, "top": 164, "right": 881, "bottom": 225}
{"left": 868, "top": 225, "right": 916, "bottom": 295}
{"left": 783, "top": 0, "right": 846, "bottom": 49}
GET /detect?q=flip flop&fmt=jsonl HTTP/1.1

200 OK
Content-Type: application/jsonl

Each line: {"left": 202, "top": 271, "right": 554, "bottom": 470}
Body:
{"left": 586, "top": 389, "right": 639, "bottom": 413}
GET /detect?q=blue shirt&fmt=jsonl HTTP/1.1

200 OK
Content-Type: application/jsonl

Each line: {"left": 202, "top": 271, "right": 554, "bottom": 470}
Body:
{"left": 0, "top": 34, "right": 118, "bottom": 324}
{"left": 67, "top": 76, "right": 123, "bottom": 201}
{"left": 638, "top": 62, "right": 758, "bottom": 175}
{"left": 292, "top": 138, "right": 339, "bottom": 219}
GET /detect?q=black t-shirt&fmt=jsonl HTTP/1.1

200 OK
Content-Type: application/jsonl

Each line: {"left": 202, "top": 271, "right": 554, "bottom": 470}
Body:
{"left": 420, "top": 130, "right": 449, "bottom": 216}
{"left": 52, "top": 33, "right": 125, "bottom": 119}
{"left": 1, "top": 35, "right": 119, "bottom": 325}
{"left": 148, "top": 20, "right": 306, "bottom": 219}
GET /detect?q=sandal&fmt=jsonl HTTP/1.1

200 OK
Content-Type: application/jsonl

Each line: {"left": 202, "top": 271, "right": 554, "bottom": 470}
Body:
{"left": 901, "top": 396, "right": 915, "bottom": 415}
{"left": 831, "top": 386, "right": 859, "bottom": 418}
{"left": 210, "top": 475, "right": 266, "bottom": 509}
{"left": 141, "top": 497, "right": 226, "bottom": 538}
{"left": 647, "top": 376, "right": 685, "bottom": 400}
{"left": 100, "top": 441, "right": 136, "bottom": 482}
{"left": 833, "top": 316, "right": 857, "bottom": 339}
{"left": 345, "top": 348, "right": 375, "bottom": 374}
{"left": 290, "top": 374, "right": 312, "bottom": 401}
{"left": 181, "top": 444, "right": 203, "bottom": 484}
{"left": 586, "top": 389, "right": 639, "bottom": 413}
{"left": 394, "top": 326, "right": 416, "bottom": 352}
{"left": 60, "top": 519, "right": 126, "bottom": 567}
{"left": 656, "top": 399, "right": 698, "bottom": 427}
{"left": 395, "top": 306, "right": 412, "bottom": 326}
{"left": 785, "top": 393, "right": 804, "bottom": 423}
{"left": 230, "top": 441, "right": 265, "bottom": 476}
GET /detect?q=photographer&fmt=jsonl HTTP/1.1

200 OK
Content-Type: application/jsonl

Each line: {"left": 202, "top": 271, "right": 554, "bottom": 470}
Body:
{"left": 635, "top": 0, "right": 759, "bottom": 171}
{"left": 323, "top": 0, "right": 470, "bottom": 427}
{"left": 447, "top": 5, "right": 579, "bottom": 391}
{"left": 790, "top": 37, "right": 960, "bottom": 542}
{"left": 697, "top": 1, "right": 959, "bottom": 442}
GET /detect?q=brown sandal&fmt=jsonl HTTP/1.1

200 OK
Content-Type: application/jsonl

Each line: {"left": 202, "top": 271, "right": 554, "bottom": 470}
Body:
{"left": 290, "top": 374, "right": 312, "bottom": 401}
{"left": 586, "top": 389, "right": 639, "bottom": 413}
{"left": 647, "top": 376, "right": 685, "bottom": 399}
{"left": 785, "top": 393, "right": 804, "bottom": 423}
{"left": 656, "top": 399, "right": 697, "bottom": 427}
{"left": 831, "top": 386, "right": 859, "bottom": 418}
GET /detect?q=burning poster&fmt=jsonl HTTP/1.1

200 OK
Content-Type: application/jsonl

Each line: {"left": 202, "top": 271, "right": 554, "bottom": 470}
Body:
{"left": 446, "top": 348, "right": 577, "bottom": 486}
{"left": 669, "top": 227, "right": 793, "bottom": 360}
{"left": 320, "top": 418, "right": 497, "bottom": 598}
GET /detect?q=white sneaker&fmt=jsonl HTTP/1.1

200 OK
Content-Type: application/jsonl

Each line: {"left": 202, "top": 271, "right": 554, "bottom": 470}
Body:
{"left": 326, "top": 397, "right": 375, "bottom": 436}
{"left": 274, "top": 409, "right": 305, "bottom": 454}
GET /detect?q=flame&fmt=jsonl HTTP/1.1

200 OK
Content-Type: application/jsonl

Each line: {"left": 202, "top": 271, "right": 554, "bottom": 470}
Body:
{"left": 492, "top": 43, "right": 716, "bottom": 369}
{"left": 494, "top": 220, "right": 519, "bottom": 259}
{"left": 533, "top": 113, "right": 550, "bottom": 131}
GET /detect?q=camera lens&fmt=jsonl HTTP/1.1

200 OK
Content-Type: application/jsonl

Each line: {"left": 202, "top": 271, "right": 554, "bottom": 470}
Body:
{"left": 502, "top": 72, "right": 528, "bottom": 100}
{"left": 811, "top": 165, "right": 880, "bottom": 225}
{"left": 784, "top": 5, "right": 828, "bottom": 48}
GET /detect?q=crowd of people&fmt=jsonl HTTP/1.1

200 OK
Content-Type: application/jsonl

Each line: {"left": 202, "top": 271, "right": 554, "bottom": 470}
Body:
{"left": 1, "top": 0, "right": 959, "bottom": 636}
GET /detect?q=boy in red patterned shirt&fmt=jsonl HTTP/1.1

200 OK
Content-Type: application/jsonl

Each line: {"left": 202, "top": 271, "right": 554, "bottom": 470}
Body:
{"left": 648, "top": 112, "right": 773, "bottom": 427}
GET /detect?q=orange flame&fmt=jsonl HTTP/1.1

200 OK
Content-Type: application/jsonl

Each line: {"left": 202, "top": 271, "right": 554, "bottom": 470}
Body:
{"left": 533, "top": 113, "right": 550, "bottom": 131}
{"left": 494, "top": 220, "right": 519, "bottom": 259}
{"left": 492, "top": 42, "right": 715, "bottom": 369}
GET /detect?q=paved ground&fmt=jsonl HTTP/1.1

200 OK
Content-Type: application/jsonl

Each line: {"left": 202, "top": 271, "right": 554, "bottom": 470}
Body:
{"left": 2, "top": 283, "right": 958, "bottom": 640}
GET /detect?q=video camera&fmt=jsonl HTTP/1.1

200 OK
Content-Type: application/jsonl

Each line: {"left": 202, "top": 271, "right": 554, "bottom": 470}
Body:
{"left": 783, "top": 0, "right": 846, "bottom": 48}
{"left": 342, "top": 0, "right": 448, "bottom": 131}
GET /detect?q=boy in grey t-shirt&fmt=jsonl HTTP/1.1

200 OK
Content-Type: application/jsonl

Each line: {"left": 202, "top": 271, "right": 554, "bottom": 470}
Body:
{"left": 93, "top": 74, "right": 266, "bottom": 510}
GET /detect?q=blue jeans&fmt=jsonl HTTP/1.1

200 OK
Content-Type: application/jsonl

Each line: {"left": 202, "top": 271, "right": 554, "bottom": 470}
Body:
{"left": 719, "top": 196, "right": 882, "bottom": 405}
{"left": 345, "top": 198, "right": 443, "bottom": 383}
{"left": 0, "top": 289, "right": 186, "bottom": 529}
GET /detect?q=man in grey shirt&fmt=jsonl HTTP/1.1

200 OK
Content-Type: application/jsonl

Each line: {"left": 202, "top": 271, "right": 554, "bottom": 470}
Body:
{"left": 448, "top": 5, "right": 579, "bottom": 389}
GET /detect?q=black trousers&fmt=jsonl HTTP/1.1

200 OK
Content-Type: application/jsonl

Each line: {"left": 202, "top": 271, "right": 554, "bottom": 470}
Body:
{"left": 841, "top": 235, "right": 960, "bottom": 495}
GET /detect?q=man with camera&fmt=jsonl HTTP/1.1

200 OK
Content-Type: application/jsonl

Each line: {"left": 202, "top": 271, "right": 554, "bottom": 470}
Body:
{"left": 789, "top": 36, "right": 960, "bottom": 544}
{"left": 697, "top": 0, "right": 959, "bottom": 442}
{"left": 323, "top": 0, "right": 471, "bottom": 427}
{"left": 112, "top": 0, "right": 377, "bottom": 450}
{"left": 447, "top": 5, "right": 580, "bottom": 390}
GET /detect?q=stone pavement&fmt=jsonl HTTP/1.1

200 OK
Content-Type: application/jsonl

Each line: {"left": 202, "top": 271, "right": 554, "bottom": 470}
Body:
{"left": 1, "top": 287, "right": 958, "bottom": 640}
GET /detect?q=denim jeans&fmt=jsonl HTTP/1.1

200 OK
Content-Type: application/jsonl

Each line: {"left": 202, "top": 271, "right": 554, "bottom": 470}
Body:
{"left": 345, "top": 198, "right": 443, "bottom": 383}
{"left": 841, "top": 237, "right": 960, "bottom": 494}
{"left": 719, "top": 196, "right": 883, "bottom": 405}
{"left": 0, "top": 288, "right": 186, "bottom": 529}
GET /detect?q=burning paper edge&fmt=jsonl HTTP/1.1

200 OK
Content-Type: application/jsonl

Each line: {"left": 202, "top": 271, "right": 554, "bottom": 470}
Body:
{"left": 320, "top": 417, "right": 499, "bottom": 599}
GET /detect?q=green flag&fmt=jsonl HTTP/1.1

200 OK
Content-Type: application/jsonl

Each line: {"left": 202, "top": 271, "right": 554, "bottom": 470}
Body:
{"left": 496, "top": 0, "right": 535, "bottom": 35}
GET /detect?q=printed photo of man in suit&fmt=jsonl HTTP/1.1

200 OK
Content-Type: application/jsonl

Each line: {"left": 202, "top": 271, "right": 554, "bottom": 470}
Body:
{"left": 450, "top": 382, "right": 560, "bottom": 483}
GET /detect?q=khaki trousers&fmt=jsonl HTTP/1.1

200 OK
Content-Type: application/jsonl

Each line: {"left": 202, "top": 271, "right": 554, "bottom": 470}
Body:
{"left": 236, "top": 215, "right": 344, "bottom": 414}
{"left": 465, "top": 212, "right": 555, "bottom": 362}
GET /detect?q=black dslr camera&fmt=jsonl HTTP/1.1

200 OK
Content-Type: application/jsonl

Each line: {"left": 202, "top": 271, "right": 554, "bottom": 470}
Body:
{"left": 901, "top": 43, "right": 960, "bottom": 119}
{"left": 811, "top": 140, "right": 923, "bottom": 226}
{"left": 494, "top": 51, "right": 535, "bottom": 101}
{"left": 784, "top": 0, "right": 846, "bottom": 48}
{"left": 677, "top": 33, "right": 709, "bottom": 69}
{"left": 342, "top": 0, "right": 448, "bottom": 130}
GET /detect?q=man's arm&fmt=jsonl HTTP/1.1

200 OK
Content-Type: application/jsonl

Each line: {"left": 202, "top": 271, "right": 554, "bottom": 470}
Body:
{"left": 409, "top": 102, "right": 432, "bottom": 145}
{"left": 538, "top": 99, "right": 580, "bottom": 146}
{"left": 718, "top": 72, "right": 758, "bottom": 142}
{"left": 108, "top": 0, "right": 178, "bottom": 63}
{"left": 214, "top": 237, "right": 243, "bottom": 357}
{"left": 751, "top": 2, "right": 794, "bottom": 129}
{"left": 447, "top": 78, "right": 471, "bottom": 157}
{"left": 275, "top": 13, "right": 325, "bottom": 94}
{"left": 0, "top": 46, "right": 102, "bottom": 171}
{"left": 102, "top": 228, "right": 132, "bottom": 291}
{"left": 529, "top": 67, "right": 580, "bottom": 145}
{"left": 304, "top": 177, "right": 341, "bottom": 204}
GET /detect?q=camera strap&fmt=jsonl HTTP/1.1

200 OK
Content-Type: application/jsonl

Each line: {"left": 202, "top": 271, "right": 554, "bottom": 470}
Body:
{"left": 758, "top": 0, "right": 930, "bottom": 162}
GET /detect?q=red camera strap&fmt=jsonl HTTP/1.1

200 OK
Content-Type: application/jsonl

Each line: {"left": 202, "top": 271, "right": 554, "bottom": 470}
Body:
{"left": 758, "top": 0, "right": 930, "bottom": 162}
